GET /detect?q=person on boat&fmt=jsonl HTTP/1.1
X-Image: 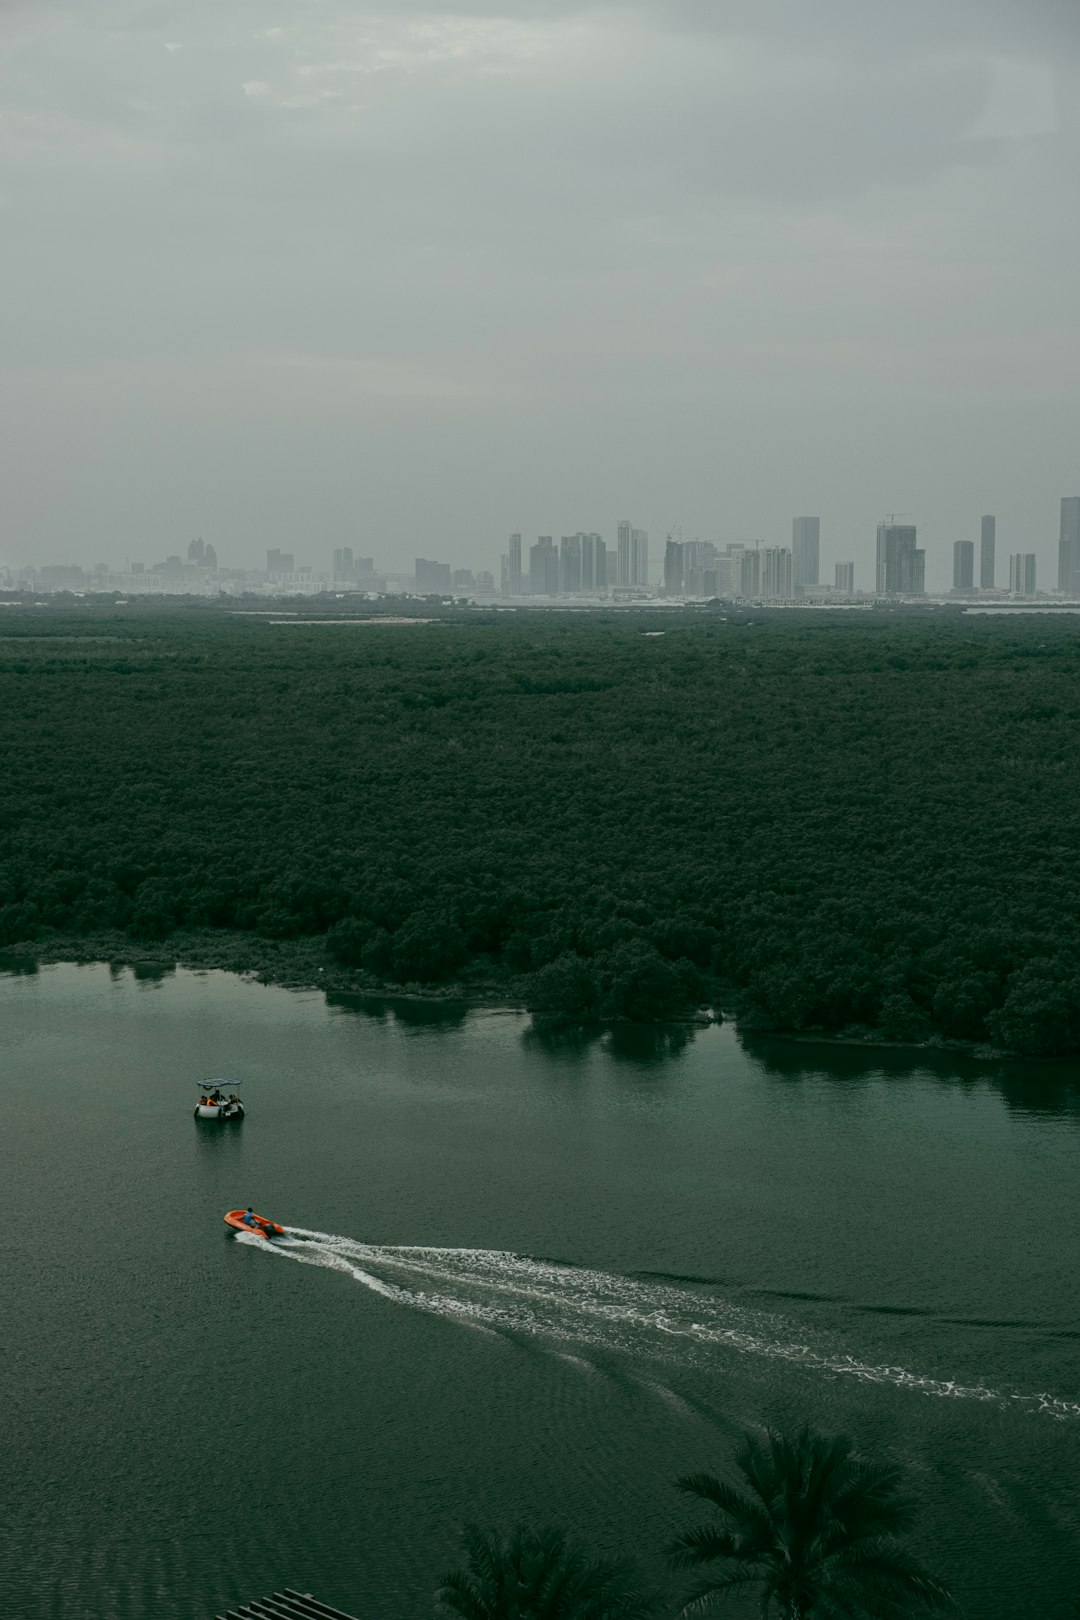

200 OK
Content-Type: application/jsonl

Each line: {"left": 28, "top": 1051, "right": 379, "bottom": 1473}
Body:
{"left": 242, "top": 1208, "right": 259, "bottom": 1227}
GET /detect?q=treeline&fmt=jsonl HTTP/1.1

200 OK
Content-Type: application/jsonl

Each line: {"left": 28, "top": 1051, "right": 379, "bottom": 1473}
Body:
{"left": 1, "top": 603, "right": 1079, "bottom": 1054}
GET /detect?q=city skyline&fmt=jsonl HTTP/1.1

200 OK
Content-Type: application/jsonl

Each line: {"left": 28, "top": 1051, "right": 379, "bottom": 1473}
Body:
{"left": 8, "top": 501, "right": 1076, "bottom": 602}
{"left": 4, "top": 494, "right": 1077, "bottom": 598}
{"left": 2, "top": 4, "right": 1078, "bottom": 595}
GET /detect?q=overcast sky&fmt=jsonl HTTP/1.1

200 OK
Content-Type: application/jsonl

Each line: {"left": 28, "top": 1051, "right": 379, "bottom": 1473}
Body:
{"left": 2, "top": 0, "right": 1078, "bottom": 587}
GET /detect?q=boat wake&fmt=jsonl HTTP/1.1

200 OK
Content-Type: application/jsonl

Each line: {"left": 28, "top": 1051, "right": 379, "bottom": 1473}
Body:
{"left": 234, "top": 1228, "right": 1080, "bottom": 1422}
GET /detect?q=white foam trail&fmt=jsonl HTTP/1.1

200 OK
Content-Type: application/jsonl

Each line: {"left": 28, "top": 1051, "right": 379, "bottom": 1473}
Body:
{"left": 235, "top": 1228, "right": 1080, "bottom": 1422}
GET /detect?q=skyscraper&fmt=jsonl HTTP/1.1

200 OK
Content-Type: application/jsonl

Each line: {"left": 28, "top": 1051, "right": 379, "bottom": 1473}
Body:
{"left": 792, "top": 517, "right": 820, "bottom": 589}
{"left": 875, "top": 522, "right": 920, "bottom": 595}
{"left": 508, "top": 533, "right": 523, "bottom": 596}
{"left": 581, "top": 533, "right": 605, "bottom": 591}
{"left": 1059, "top": 498, "right": 1080, "bottom": 595}
{"left": 1024, "top": 552, "right": 1037, "bottom": 595}
{"left": 530, "top": 537, "right": 558, "bottom": 596}
{"left": 980, "top": 516, "right": 995, "bottom": 588}
{"left": 560, "top": 534, "right": 582, "bottom": 594}
{"left": 664, "top": 540, "right": 684, "bottom": 595}
{"left": 952, "top": 540, "right": 974, "bottom": 591}
{"left": 761, "top": 546, "right": 793, "bottom": 599}
{"left": 631, "top": 528, "right": 649, "bottom": 586}
{"left": 616, "top": 520, "right": 632, "bottom": 586}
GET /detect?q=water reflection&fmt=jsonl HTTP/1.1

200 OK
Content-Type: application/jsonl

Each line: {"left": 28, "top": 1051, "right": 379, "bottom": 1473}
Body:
{"left": 522, "top": 1020, "right": 698, "bottom": 1067}
{"left": 192, "top": 1118, "right": 247, "bottom": 1159}
{"left": 325, "top": 991, "right": 470, "bottom": 1031}
{"left": 521, "top": 1023, "right": 598, "bottom": 1062}
{"left": 130, "top": 960, "right": 176, "bottom": 986}
{"left": 603, "top": 1023, "right": 696, "bottom": 1065}
{"left": 739, "top": 1033, "right": 1080, "bottom": 1119}
{"left": 0, "top": 953, "right": 38, "bottom": 977}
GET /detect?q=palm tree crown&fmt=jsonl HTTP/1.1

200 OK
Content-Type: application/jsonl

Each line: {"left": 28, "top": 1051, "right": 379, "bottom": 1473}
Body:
{"left": 436, "top": 1523, "right": 661, "bottom": 1620}
{"left": 668, "top": 1425, "right": 956, "bottom": 1620}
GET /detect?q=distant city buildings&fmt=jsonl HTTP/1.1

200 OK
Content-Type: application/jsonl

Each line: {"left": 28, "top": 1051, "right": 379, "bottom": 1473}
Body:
{"left": 415, "top": 557, "right": 452, "bottom": 594}
{"left": 529, "top": 536, "right": 559, "bottom": 597}
{"left": 792, "top": 517, "right": 820, "bottom": 590}
{"left": 508, "top": 533, "right": 523, "bottom": 596}
{"left": 760, "top": 545, "right": 793, "bottom": 600}
{"left": 5, "top": 495, "right": 1069, "bottom": 605}
{"left": 952, "top": 540, "right": 975, "bottom": 592}
{"left": 616, "top": 521, "right": 649, "bottom": 587}
{"left": 980, "top": 516, "right": 995, "bottom": 589}
{"left": 332, "top": 547, "right": 376, "bottom": 584}
{"left": 876, "top": 521, "right": 925, "bottom": 596}
{"left": 580, "top": 532, "right": 606, "bottom": 591}
{"left": 1009, "top": 552, "right": 1037, "bottom": 595}
{"left": 1058, "top": 497, "right": 1080, "bottom": 596}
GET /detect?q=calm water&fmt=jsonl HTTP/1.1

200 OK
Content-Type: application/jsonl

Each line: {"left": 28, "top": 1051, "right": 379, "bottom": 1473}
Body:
{"left": 4, "top": 963, "right": 1080, "bottom": 1619}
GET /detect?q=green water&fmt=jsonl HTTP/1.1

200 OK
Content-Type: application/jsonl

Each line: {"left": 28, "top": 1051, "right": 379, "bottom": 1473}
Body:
{"left": 4, "top": 963, "right": 1079, "bottom": 1619}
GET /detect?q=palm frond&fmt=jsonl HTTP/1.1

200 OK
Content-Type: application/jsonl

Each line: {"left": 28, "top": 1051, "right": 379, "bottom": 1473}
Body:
{"left": 667, "top": 1527, "right": 756, "bottom": 1570}
{"left": 673, "top": 1475, "right": 773, "bottom": 1547}
{"left": 675, "top": 1568, "right": 765, "bottom": 1617}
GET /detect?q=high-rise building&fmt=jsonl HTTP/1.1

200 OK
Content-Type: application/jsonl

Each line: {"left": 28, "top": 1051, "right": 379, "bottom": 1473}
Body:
{"left": 835, "top": 561, "right": 854, "bottom": 594}
{"left": 508, "top": 533, "right": 523, "bottom": 595}
{"left": 1010, "top": 552, "right": 1037, "bottom": 594}
{"left": 875, "top": 522, "right": 920, "bottom": 595}
{"left": 631, "top": 528, "right": 649, "bottom": 586}
{"left": 792, "top": 517, "right": 820, "bottom": 589}
{"left": 581, "top": 533, "right": 606, "bottom": 591}
{"left": 415, "top": 557, "right": 452, "bottom": 593}
{"left": 952, "top": 540, "right": 975, "bottom": 591}
{"left": 188, "top": 538, "right": 206, "bottom": 565}
{"left": 1058, "top": 498, "right": 1080, "bottom": 595}
{"left": 760, "top": 546, "right": 793, "bottom": 599}
{"left": 980, "top": 516, "right": 995, "bottom": 588}
{"left": 740, "top": 547, "right": 760, "bottom": 597}
{"left": 530, "top": 536, "right": 558, "bottom": 596}
{"left": 664, "top": 540, "right": 684, "bottom": 595}
{"left": 616, "top": 520, "right": 632, "bottom": 586}
{"left": 560, "top": 534, "right": 582, "bottom": 594}
{"left": 332, "top": 546, "right": 355, "bottom": 581}
{"left": 267, "top": 549, "right": 295, "bottom": 576}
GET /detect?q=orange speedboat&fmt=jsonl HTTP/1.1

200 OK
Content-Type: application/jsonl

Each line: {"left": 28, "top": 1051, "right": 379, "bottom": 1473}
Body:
{"left": 225, "top": 1208, "right": 286, "bottom": 1240}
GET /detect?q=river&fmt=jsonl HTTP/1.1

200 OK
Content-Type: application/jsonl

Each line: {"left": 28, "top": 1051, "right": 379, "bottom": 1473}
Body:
{"left": 4, "top": 962, "right": 1079, "bottom": 1618}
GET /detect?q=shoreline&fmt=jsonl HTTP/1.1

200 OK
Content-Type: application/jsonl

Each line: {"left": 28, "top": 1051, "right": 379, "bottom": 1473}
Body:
{"left": 0, "top": 928, "right": 1032, "bottom": 1063}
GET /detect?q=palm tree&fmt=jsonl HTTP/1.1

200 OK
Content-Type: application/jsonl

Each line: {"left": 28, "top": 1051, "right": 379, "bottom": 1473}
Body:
{"left": 668, "top": 1425, "right": 956, "bottom": 1619}
{"left": 436, "top": 1523, "right": 662, "bottom": 1620}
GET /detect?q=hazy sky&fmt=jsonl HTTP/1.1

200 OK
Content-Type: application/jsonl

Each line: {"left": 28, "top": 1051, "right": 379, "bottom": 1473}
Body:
{"left": 3, "top": 0, "right": 1078, "bottom": 586}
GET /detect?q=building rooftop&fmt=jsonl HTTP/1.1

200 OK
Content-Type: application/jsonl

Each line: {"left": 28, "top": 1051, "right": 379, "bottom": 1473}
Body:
{"left": 214, "top": 1589, "right": 359, "bottom": 1620}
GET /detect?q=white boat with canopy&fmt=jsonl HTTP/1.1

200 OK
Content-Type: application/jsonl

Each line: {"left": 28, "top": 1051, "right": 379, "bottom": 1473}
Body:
{"left": 195, "top": 1079, "right": 245, "bottom": 1121}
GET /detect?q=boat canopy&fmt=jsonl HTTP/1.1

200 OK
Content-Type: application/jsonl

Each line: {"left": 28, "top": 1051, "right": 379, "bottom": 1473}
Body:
{"left": 199, "top": 1078, "right": 243, "bottom": 1090}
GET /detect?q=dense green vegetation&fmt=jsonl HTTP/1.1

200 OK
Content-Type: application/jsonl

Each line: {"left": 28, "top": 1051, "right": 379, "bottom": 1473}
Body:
{"left": 434, "top": 1427, "right": 954, "bottom": 1618}
{"left": 1, "top": 600, "right": 1078, "bottom": 1053}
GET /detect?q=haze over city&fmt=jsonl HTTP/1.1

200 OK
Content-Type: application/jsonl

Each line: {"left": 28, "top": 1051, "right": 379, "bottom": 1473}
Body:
{"left": 3, "top": 0, "right": 1079, "bottom": 589}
